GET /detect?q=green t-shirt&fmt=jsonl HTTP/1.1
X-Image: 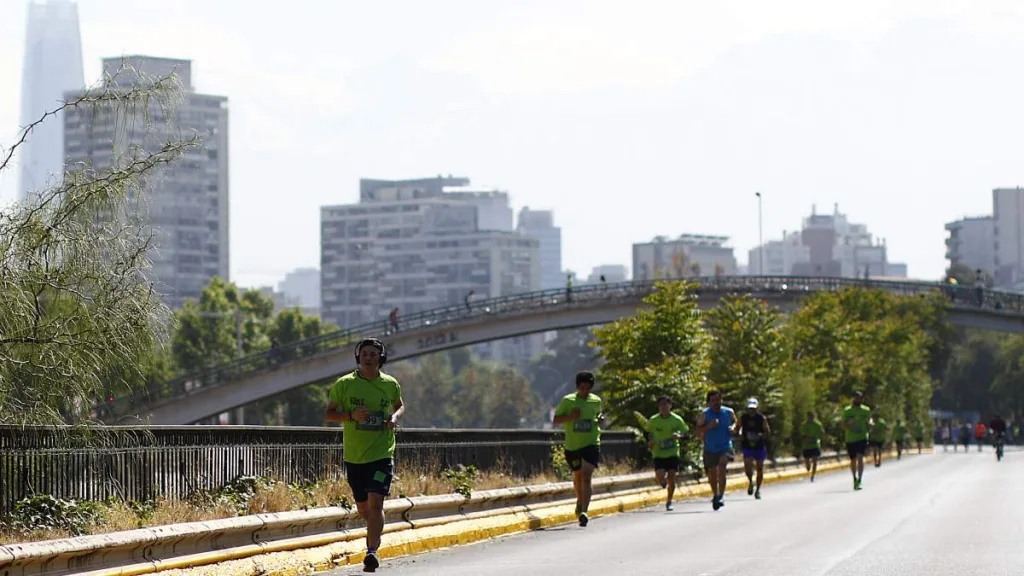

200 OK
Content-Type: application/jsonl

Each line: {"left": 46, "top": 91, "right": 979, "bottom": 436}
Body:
{"left": 894, "top": 424, "right": 908, "bottom": 440}
{"left": 843, "top": 404, "right": 872, "bottom": 443}
{"left": 647, "top": 412, "right": 689, "bottom": 458}
{"left": 555, "top": 393, "right": 602, "bottom": 451}
{"left": 800, "top": 420, "right": 825, "bottom": 450}
{"left": 869, "top": 418, "right": 890, "bottom": 442}
{"left": 328, "top": 370, "right": 403, "bottom": 464}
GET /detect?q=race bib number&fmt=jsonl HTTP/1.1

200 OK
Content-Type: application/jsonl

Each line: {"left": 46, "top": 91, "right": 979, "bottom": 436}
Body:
{"left": 659, "top": 438, "right": 677, "bottom": 450}
{"left": 746, "top": 431, "right": 762, "bottom": 442}
{"left": 356, "top": 411, "right": 387, "bottom": 431}
{"left": 573, "top": 419, "right": 593, "bottom": 433}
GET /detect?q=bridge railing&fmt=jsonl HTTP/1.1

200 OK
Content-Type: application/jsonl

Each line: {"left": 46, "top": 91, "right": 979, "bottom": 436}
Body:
{"left": 0, "top": 426, "right": 638, "bottom": 513}
{"left": 98, "top": 275, "right": 1018, "bottom": 420}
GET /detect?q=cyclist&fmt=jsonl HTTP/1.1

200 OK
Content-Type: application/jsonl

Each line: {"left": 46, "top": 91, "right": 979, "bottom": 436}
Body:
{"left": 646, "top": 395, "right": 689, "bottom": 511}
{"left": 325, "top": 338, "right": 405, "bottom": 573}
{"left": 553, "top": 371, "right": 603, "bottom": 527}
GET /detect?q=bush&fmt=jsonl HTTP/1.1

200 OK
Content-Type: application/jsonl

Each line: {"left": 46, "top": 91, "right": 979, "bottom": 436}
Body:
{"left": 441, "top": 464, "right": 479, "bottom": 499}
{"left": 549, "top": 444, "right": 572, "bottom": 481}
{"left": 3, "top": 494, "right": 103, "bottom": 536}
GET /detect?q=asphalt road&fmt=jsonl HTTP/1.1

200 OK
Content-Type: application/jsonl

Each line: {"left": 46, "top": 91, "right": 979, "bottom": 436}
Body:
{"left": 326, "top": 448, "right": 1024, "bottom": 575}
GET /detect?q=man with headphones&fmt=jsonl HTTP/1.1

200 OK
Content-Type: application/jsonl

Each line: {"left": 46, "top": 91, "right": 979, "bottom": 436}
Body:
{"left": 552, "top": 370, "right": 603, "bottom": 527}
{"left": 325, "top": 338, "right": 405, "bottom": 572}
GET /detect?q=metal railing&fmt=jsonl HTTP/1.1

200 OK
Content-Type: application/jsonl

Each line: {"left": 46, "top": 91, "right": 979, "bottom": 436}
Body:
{"left": 0, "top": 426, "right": 639, "bottom": 513}
{"left": 99, "top": 275, "right": 1019, "bottom": 420}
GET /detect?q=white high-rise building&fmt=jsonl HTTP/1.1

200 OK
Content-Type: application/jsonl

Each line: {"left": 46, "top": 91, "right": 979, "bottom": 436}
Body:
{"left": 442, "top": 186, "right": 513, "bottom": 231}
{"left": 945, "top": 217, "right": 995, "bottom": 277}
{"left": 587, "top": 264, "right": 628, "bottom": 284}
{"left": 18, "top": 0, "right": 84, "bottom": 200}
{"left": 516, "top": 207, "right": 562, "bottom": 290}
{"left": 278, "top": 267, "right": 321, "bottom": 317}
{"left": 993, "top": 188, "right": 1024, "bottom": 286}
{"left": 748, "top": 231, "right": 810, "bottom": 275}
{"left": 321, "top": 178, "right": 541, "bottom": 364}
{"left": 633, "top": 234, "right": 737, "bottom": 280}
{"left": 63, "top": 56, "right": 229, "bottom": 309}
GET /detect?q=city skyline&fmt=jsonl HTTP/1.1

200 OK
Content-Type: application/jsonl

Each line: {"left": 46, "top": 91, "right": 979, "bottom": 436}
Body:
{"left": 6, "top": 1, "right": 1024, "bottom": 289}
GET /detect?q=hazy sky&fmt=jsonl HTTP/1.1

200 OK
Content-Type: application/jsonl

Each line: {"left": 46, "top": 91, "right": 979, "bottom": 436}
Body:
{"left": 2, "top": 0, "right": 1023, "bottom": 288}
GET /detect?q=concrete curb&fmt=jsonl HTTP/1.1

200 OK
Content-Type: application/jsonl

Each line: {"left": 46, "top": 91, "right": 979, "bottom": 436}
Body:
{"left": 3, "top": 449, "right": 931, "bottom": 576}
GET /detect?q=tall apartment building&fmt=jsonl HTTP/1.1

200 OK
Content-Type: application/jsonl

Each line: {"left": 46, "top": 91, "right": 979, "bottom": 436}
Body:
{"left": 587, "top": 264, "right": 628, "bottom": 284}
{"left": 633, "top": 234, "right": 737, "bottom": 280}
{"left": 516, "top": 207, "right": 562, "bottom": 289}
{"left": 278, "top": 267, "right": 321, "bottom": 317}
{"left": 993, "top": 187, "right": 1024, "bottom": 287}
{"left": 945, "top": 217, "right": 994, "bottom": 276}
{"left": 18, "top": 0, "right": 84, "bottom": 200}
{"left": 442, "top": 186, "right": 513, "bottom": 231}
{"left": 63, "top": 56, "right": 229, "bottom": 309}
{"left": 321, "top": 178, "right": 541, "bottom": 364}
{"left": 748, "top": 231, "right": 810, "bottom": 275}
{"left": 750, "top": 205, "right": 907, "bottom": 278}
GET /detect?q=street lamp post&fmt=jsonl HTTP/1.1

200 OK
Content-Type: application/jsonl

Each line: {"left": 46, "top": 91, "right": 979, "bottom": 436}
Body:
{"left": 755, "top": 192, "right": 764, "bottom": 275}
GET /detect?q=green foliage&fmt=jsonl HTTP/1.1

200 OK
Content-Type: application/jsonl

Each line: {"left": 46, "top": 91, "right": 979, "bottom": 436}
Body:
{"left": 441, "top": 464, "right": 479, "bottom": 498}
{"left": 4, "top": 494, "right": 104, "bottom": 536}
{"left": 936, "top": 329, "right": 1024, "bottom": 418}
{"left": 705, "top": 294, "right": 786, "bottom": 415}
{"left": 549, "top": 443, "right": 572, "bottom": 481}
{"left": 0, "top": 66, "right": 191, "bottom": 424}
{"left": 527, "top": 328, "right": 600, "bottom": 405}
{"left": 391, "top": 351, "right": 543, "bottom": 428}
{"left": 592, "top": 281, "right": 710, "bottom": 431}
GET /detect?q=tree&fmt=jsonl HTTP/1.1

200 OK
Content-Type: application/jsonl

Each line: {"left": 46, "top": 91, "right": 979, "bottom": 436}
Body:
{"left": 0, "top": 65, "right": 196, "bottom": 425}
{"left": 171, "top": 277, "right": 275, "bottom": 372}
{"left": 705, "top": 295, "right": 786, "bottom": 436}
{"left": 592, "top": 281, "right": 710, "bottom": 437}
{"left": 526, "top": 328, "right": 600, "bottom": 407}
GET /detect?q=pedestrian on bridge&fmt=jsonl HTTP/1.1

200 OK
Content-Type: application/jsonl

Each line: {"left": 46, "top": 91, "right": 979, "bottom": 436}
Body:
{"left": 324, "top": 338, "right": 405, "bottom": 573}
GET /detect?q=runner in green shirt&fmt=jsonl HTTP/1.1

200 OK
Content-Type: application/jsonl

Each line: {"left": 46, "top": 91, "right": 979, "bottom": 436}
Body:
{"left": 868, "top": 413, "right": 890, "bottom": 468}
{"left": 893, "top": 420, "right": 908, "bottom": 460}
{"left": 646, "top": 395, "right": 689, "bottom": 511}
{"left": 324, "top": 338, "right": 405, "bottom": 573}
{"left": 800, "top": 411, "right": 825, "bottom": 482}
{"left": 913, "top": 422, "right": 925, "bottom": 454}
{"left": 842, "top": 390, "right": 873, "bottom": 491}
{"left": 553, "top": 371, "right": 603, "bottom": 527}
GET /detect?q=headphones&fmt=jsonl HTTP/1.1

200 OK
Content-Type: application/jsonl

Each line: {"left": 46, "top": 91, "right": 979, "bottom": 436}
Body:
{"left": 354, "top": 338, "right": 388, "bottom": 366}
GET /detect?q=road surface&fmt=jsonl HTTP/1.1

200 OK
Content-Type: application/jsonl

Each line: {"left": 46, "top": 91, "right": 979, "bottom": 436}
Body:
{"left": 327, "top": 449, "right": 1024, "bottom": 575}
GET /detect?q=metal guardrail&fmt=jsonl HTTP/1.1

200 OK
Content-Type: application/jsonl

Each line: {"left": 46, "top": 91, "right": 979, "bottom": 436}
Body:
{"left": 0, "top": 452, "right": 851, "bottom": 575}
{"left": 99, "top": 275, "right": 1016, "bottom": 420}
{"left": 0, "top": 426, "right": 639, "bottom": 513}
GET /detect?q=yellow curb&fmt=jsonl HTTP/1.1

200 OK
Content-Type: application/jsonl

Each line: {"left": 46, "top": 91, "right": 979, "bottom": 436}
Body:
{"left": 113, "top": 450, "right": 934, "bottom": 576}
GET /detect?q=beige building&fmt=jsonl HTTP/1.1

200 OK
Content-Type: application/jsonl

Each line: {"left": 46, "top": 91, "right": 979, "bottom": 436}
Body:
{"left": 633, "top": 234, "right": 737, "bottom": 280}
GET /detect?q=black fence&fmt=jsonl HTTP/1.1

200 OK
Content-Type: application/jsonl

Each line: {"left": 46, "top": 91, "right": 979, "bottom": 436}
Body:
{"left": 0, "top": 426, "right": 639, "bottom": 512}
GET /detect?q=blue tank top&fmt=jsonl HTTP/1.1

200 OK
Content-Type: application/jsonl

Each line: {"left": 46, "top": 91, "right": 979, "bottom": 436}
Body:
{"left": 703, "top": 406, "right": 735, "bottom": 452}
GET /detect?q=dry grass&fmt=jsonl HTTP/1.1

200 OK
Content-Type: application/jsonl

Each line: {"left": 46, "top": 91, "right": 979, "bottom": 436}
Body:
{"left": 0, "top": 459, "right": 636, "bottom": 545}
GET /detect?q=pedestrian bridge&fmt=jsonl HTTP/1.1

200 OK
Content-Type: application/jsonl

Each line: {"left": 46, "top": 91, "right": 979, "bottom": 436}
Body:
{"left": 101, "top": 275, "right": 1024, "bottom": 425}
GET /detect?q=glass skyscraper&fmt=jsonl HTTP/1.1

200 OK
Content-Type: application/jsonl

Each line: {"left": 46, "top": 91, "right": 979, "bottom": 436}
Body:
{"left": 18, "top": 0, "right": 84, "bottom": 200}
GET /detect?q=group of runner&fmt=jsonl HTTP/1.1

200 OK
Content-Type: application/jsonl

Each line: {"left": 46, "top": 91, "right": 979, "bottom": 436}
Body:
{"left": 322, "top": 340, "right": 913, "bottom": 572}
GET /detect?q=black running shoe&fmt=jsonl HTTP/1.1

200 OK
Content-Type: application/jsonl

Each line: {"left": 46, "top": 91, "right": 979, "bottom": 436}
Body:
{"left": 579, "top": 513, "right": 589, "bottom": 527}
{"left": 363, "top": 551, "right": 380, "bottom": 572}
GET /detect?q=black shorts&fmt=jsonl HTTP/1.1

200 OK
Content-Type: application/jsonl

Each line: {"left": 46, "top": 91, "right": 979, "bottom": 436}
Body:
{"left": 653, "top": 457, "right": 680, "bottom": 472}
{"left": 802, "top": 448, "right": 821, "bottom": 459}
{"left": 702, "top": 449, "right": 734, "bottom": 470}
{"left": 846, "top": 440, "right": 868, "bottom": 458}
{"left": 564, "top": 445, "right": 601, "bottom": 471}
{"left": 345, "top": 458, "right": 394, "bottom": 503}
{"left": 868, "top": 440, "right": 884, "bottom": 449}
